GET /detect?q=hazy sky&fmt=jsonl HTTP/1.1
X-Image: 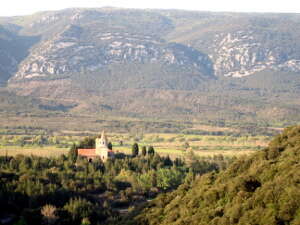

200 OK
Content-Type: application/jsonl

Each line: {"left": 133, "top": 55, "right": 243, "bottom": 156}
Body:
{"left": 1, "top": 0, "right": 300, "bottom": 16}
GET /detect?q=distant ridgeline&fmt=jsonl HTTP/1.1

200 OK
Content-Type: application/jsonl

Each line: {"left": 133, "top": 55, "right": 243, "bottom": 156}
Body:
{"left": 0, "top": 9, "right": 299, "bottom": 124}
{"left": 117, "top": 125, "right": 300, "bottom": 225}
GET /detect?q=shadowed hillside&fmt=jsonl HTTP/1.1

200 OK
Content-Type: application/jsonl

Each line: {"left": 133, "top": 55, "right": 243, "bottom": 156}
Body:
{"left": 0, "top": 25, "right": 40, "bottom": 85}
{"left": 119, "top": 125, "right": 300, "bottom": 225}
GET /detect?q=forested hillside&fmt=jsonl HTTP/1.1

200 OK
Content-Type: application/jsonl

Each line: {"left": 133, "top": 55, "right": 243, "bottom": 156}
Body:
{"left": 0, "top": 136, "right": 232, "bottom": 225}
{"left": 119, "top": 125, "right": 300, "bottom": 225}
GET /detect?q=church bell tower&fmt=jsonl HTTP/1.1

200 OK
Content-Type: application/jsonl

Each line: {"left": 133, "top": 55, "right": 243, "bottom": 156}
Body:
{"left": 95, "top": 131, "right": 109, "bottom": 160}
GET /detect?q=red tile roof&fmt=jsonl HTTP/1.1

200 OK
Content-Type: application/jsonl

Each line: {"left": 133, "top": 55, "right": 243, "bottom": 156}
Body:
{"left": 78, "top": 148, "right": 115, "bottom": 158}
{"left": 78, "top": 149, "right": 96, "bottom": 157}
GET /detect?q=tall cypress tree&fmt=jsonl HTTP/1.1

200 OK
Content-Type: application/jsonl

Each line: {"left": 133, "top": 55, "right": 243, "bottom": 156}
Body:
{"left": 132, "top": 143, "right": 139, "bottom": 157}
{"left": 68, "top": 143, "right": 78, "bottom": 163}
{"left": 142, "top": 146, "right": 147, "bottom": 156}
{"left": 148, "top": 146, "right": 155, "bottom": 156}
{"left": 107, "top": 142, "right": 113, "bottom": 150}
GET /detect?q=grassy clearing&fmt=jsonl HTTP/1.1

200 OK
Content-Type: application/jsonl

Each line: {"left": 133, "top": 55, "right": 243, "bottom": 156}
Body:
{"left": 0, "top": 131, "right": 269, "bottom": 158}
{"left": 112, "top": 145, "right": 257, "bottom": 159}
{"left": 0, "top": 146, "right": 68, "bottom": 157}
{"left": 0, "top": 144, "right": 256, "bottom": 159}
{"left": 110, "top": 132, "right": 268, "bottom": 156}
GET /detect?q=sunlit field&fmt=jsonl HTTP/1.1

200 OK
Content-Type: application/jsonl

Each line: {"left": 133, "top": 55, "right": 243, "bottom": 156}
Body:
{"left": 0, "top": 132, "right": 268, "bottom": 158}
{"left": 0, "top": 146, "right": 68, "bottom": 157}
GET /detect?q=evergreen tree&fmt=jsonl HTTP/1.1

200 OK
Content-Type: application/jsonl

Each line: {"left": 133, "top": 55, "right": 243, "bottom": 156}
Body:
{"left": 164, "top": 155, "right": 173, "bottom": 167}
{"left": 78, "top": 137, "right": 95, "bottom": 149}
{"left": 132, "top": 143, "right": 139, "bottom": 157}
{"left": 142, "top": 146, "right": 147, "bottom": 156}
{"left": 64, "top": 197, "right": 94, "bottom": 221}
{"left": 68, "top": 143, "right": 78, "bottom": 163}
{"left": 107, "top": 142, "right": 113, "bottom": 150}
{"left": 148, "top": 146, "right": 155, "bottom": 156}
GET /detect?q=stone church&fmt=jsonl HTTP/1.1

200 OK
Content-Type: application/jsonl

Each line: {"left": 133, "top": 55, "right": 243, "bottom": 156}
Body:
{"left": 77, "top": 131, "right": 114, "bottom": 161}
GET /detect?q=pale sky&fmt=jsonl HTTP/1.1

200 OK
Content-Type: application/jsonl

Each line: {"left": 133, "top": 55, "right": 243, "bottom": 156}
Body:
{"left": 1, "top": 0, "right": 300, "bottom": 17}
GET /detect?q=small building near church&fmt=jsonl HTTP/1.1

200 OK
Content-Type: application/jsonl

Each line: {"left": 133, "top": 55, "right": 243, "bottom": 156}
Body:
{"left": 78, "top": 131, "right": 114, "bottom": 161}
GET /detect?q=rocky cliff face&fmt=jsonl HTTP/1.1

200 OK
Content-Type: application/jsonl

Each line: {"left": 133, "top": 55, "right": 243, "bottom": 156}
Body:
{"left": 11, "top": 24, "right": 213, "bottom": 81}
{"left": 0, "top": 9, "right": 299, "bottom": 86}
{"left": 210, "top": 29, "right": 300, "bottom": 77}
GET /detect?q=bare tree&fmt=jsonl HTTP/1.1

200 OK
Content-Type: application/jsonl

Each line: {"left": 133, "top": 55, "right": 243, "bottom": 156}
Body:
{"left": 41, "top": 204, "right": 58, "bottom": 225}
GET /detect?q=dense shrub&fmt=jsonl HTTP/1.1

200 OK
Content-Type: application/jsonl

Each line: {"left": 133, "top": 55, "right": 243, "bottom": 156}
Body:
{"left": 120, "top": 125, "right": 300, "bottom": 225}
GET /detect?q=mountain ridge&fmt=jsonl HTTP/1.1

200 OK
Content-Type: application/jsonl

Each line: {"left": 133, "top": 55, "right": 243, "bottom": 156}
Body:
{"left": 0, "top": 8, "right": 300, "bottom": 125}
{"left": 2, "top": 8, "right": 300, "bottom": 83}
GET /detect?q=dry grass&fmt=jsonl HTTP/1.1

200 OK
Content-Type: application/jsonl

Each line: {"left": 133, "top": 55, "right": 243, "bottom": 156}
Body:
{"left": 0, "top": 146, "right": 68, "bottom": 157}
{"left": 0, "top": 144, "right": 257, "bottom": 160}
{"left": 189, "top": 125, "right": 237, "bottom": 132}
{"left": 0, "top": 131, "right": 268, "bottom": 159}
{"left": 114, "top": 145, "right": 256, "bottom": 159}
